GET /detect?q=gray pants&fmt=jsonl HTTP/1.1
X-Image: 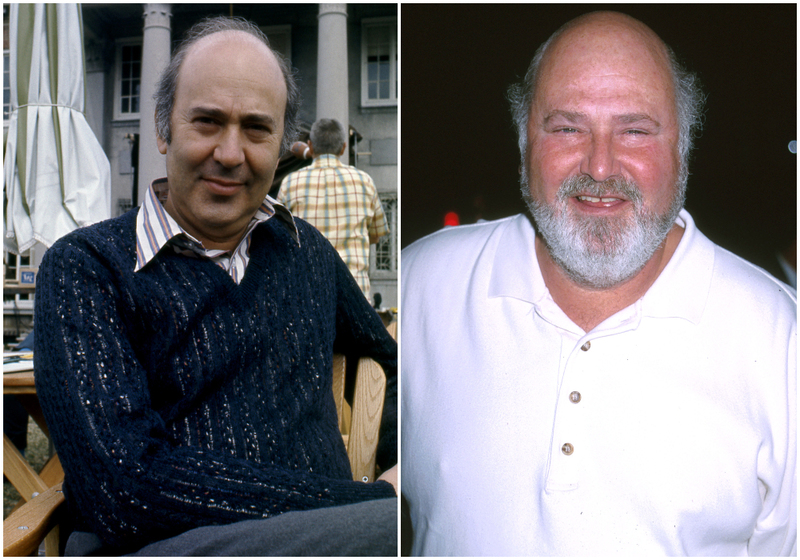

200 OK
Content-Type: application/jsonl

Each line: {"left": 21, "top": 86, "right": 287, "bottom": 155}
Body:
{"left": 65, "top": 498, "right": 397, "bottom": 556}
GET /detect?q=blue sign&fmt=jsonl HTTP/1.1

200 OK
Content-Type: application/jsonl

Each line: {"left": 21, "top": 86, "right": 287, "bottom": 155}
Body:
{"left": 20, "top": 271, "right": 36, "bottom": 285}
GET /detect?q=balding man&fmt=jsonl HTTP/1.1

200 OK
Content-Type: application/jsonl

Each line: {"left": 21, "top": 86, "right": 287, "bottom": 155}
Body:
{"left": 401, "top": 11, "right": 795, "bottom": 556}
{"left": 35, "top": 17, "right": 397, "bottom": 556}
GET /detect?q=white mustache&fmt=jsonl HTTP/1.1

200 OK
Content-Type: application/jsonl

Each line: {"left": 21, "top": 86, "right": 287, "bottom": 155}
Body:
{"left": 557, "top": 176, "right": 643, "bottom": 206}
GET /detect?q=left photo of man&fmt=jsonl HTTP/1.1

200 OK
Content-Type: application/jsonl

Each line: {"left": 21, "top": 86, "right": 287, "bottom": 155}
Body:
{"left": 3, "top": 4, "right": 398, "bottom": 556}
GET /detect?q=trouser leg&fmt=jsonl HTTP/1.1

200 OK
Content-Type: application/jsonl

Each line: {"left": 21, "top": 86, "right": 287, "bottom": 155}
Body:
{"left": 124, "top": 497, "right": 397, "bottom": 556}
{"left": 67, "top": 498, "right": 397, "bottom": 556}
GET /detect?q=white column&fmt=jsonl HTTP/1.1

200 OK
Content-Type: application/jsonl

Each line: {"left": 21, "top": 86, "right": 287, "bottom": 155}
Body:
{"left": 137, "top": 4, "right": 171, "bottom": 205}
{"left": 316, "top": 4, "right": 349, "bottom": 161}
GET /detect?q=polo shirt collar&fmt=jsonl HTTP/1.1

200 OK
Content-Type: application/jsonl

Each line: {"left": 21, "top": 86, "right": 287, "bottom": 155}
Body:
{"left": 488, "top": 209, "right": 712, "bottom": 328}
{"left": 488, "top": 214, "right": 547, "bottom": 306}
{"left": 639, "top": 209, "right": 713, "bottom": 325}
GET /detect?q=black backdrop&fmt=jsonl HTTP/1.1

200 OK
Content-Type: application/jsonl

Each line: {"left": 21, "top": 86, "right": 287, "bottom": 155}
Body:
{"left": 400, "top": 4, "right": 796, "bottom": 278}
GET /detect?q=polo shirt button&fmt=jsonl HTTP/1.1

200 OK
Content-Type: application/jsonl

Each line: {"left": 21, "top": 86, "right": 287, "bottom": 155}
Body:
{"left": 569, "top": 391, "right": 581, "bottom": 403}
{"left": 581, "top": 341, "right": 591, "bottom": 351}
{"left": 561, "top": 443, "right": 574, "bottom": 455}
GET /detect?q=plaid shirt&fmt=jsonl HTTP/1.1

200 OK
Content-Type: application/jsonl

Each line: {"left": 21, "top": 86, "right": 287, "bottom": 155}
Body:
{"left": 135, "top": 178, "right": 298, "bottom": 284}
{"left": 279, "top": 154, "right": 389, "bottom": 295}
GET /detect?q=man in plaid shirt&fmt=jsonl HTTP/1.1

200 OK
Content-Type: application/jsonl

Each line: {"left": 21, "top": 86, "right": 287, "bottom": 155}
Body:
{"left": 279, "top": 118, "right": 389, "bottom": 298}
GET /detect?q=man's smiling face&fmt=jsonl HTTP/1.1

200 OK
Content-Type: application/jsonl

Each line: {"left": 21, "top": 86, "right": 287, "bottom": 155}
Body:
{"left": 157, "top": 31, "right": 287, "bottom": 251}
{"left": 523, "top": 12, "right": 685, "bottom": 288}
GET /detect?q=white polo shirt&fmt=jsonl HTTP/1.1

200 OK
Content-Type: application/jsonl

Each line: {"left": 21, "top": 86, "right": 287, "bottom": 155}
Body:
{"left": 401, "top": 210, "right": 796, "bottom": 556}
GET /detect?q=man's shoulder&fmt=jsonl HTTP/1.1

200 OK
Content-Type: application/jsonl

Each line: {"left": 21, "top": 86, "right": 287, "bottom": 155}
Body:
{"left": 663, "top": 212, "right": 796, "bottom": 326}
{"left": 39, "top": 210, "right": 137, "bottom": 281}
{"left": 47, "top": 210, "right": 136, "bottom": 256}
{"left": 280, "top": 165, "right": 309, "bottom": 185}
{"left": 319, "top": 157, "right": 376, "bottom": 181}
{"left": 263, "top": 215, "right": 336, "bottom": 256}
{"left": 680, "top": 228, "right": 798, "bottom": 334}
{"left": 282, "top": 157, "right": 376, "bottom": 187}
{"left": 404, "top": 215, "right": 525, "bottom": 253}
{"left": 710, "top": 242, "right": 797, "bottom": 309}
{"left": 328, "top": 160, "right": 376, "bottom": 186}
{"left": 402, "top": 215, "right": 527, "bottom": 276}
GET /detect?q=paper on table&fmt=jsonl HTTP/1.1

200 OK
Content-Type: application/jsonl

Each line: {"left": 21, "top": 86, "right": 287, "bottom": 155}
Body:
{"left": 4, "top": 352, "right": 34, "bottom": 373}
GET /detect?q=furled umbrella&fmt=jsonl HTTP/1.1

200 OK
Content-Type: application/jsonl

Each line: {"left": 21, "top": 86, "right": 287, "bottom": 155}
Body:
{"left": 4, "top": 3, "right": 110, "bottom": 255}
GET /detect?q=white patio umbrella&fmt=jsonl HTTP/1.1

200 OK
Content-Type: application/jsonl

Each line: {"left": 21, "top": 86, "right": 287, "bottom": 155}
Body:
{"left": 4, "top": 3, "right": 110, "bottom": 255}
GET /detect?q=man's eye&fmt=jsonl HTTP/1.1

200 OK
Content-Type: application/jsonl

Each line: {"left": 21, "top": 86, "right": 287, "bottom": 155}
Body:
{"left": 625, "top": 129, "right": 647, "bottom": 135}
{"left": 554, "top": 127, "right": 578, "bottom": 134}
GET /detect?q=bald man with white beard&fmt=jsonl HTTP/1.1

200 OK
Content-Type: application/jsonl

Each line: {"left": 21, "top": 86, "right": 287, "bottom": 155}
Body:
{"left": 401, "top": 11, "right": 796, "bottom": 556}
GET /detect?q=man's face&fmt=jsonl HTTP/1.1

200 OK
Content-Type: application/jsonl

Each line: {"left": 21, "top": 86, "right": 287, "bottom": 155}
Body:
{"left": 524, "top": 16, "right": 683, "bottom": 288}
{"left": 157, "top": 32, "right": 287, "bottom": 250}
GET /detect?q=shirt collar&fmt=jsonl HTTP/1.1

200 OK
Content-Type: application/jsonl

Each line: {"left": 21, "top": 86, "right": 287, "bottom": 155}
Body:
{"left": 311, "top": 154, "right": 343, "bottom": 168}
{"left": 637, "top": 209, "right": 712, "bottom": 325}
{"left": 487, "top": 210, "right": 712, "bottom": 331}
{"left": 135, "top": 177, "right": 299, "bottom": 272}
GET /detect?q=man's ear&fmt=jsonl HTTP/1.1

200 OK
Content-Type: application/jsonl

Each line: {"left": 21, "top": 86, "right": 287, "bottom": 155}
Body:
{"left": 338, "top": 143, "right": 346, "bottom": 157}
{"left": 156, "top": 111, "right": 168, "bottom": 155}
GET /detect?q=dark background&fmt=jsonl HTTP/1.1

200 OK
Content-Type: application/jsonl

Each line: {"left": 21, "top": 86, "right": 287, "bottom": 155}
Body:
{"left": 400, "top": 4, "right": 796, "bottom": 278}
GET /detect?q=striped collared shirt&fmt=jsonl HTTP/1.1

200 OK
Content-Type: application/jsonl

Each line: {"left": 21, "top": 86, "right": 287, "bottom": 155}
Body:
{"left": 278, "top": 154, "right": 389, "bottom": 295}
{"left": 135, "top": 178, "right": 299, "bottom": 284}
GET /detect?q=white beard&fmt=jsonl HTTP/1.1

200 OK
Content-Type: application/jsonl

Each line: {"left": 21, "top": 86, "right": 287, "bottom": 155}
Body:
{"left": 522, "top": 172, "right": 685, "bottom": 289}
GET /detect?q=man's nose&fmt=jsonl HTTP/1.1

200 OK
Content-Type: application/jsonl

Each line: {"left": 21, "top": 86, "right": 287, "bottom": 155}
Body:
{"left": 580, "top": 132, "right": 620, "bottom": 182}
{"left": 214, "top": 128, "right": 246, "bottom": 168}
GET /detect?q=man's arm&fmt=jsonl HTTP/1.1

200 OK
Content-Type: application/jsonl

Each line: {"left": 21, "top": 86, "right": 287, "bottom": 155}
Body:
{"left": 377, "top": 464, "right": 398, "bottom": 494}
{"left": 748, "top": 319, "right": 796, "bottom": 556}
{"left": 291, "top": 141, "right": 311, "bottom": 159}
{"left": 367, "top": 181, "right": 390, "bottom": 245}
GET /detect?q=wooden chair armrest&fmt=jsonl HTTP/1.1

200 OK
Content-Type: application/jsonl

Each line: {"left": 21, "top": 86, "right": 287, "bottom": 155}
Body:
{"left": 347, "top": 357, "right": 386, "bottom": 483}
{"left": 3, "top": 482, "right": 65, "bottom": 557}
{"left": 332, "top": 354, "right": 348, "bottom": 434}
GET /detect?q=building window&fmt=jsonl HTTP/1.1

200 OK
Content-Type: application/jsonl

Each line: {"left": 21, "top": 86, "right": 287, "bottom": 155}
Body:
{"left": 373, "top": 193, "right": 397, "bottom": 274}
{"left": 3, "top": 249, "right": 34, "bottom": 305}
{"left": 4, "top": 249, "right": 36, "bottom": 347}
{"left": 4, "top": 50, "right": 11, "bottom": 122}
{"left": 114, "top": 41, "right": 142, "bottom": 120}
{"left": 361, "top": 18, "right": 397, "bottom": 107}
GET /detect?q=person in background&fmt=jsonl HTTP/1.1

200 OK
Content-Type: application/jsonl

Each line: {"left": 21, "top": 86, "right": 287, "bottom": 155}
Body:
{"left": 279, "top": 118, "right": 389, "bottom": 300}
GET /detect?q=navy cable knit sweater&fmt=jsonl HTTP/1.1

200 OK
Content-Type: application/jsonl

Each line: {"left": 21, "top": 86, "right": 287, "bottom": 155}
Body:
{"left": 34, "top": 209, "right": 397, "bottom": 552}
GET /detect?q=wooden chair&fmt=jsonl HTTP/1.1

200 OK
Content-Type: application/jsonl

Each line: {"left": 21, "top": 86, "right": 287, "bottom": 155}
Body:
{"left": 333, "top": 320, "right": 396, "bottom": 483}
{"left": 3, "top": 325, "right": 395, "bottom": 556}
{"left": 332, "top": 346, "right": 392, "bottom": 481}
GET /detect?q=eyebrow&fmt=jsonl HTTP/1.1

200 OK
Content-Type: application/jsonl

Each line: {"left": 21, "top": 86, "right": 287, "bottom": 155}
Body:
{"left": 189, "top": 106, "right": 279, "bottom": 128}
{"left": 543, "top": 110, "right": 587, "bottom": 125}
{"left": 543, "top": 110, "right": 661, "bottom": 128}
{"left": 614, "top": 113, "right": 661, "bottom": 128}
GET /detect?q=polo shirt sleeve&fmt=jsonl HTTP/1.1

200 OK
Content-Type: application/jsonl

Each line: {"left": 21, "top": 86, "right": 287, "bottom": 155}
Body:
{"left": 748, "top": 317, "right": 797, "bottom": 556}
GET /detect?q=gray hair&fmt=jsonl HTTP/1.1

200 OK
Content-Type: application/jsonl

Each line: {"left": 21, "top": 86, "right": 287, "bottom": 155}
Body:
{"left": 507, "top": 24, "right": 705, "bottom": 179}
{"left": 309, "top": 118, "right": 347, "bottom": 155}
{"left": 154, "top": 16, "right": 301, "bottom": 156}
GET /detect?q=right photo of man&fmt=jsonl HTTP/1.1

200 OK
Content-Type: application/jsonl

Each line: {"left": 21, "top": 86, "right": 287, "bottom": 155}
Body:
{"left": 400, "top": 5, "right": 796, "bottom": 556}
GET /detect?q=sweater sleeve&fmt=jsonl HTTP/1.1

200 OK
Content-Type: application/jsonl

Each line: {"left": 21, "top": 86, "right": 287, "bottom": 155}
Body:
{"left": 33, "top": 233, "right": 396, "bottom": 552}
{"left": 329, "top": 246, "right": 398, "bottom": 469}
